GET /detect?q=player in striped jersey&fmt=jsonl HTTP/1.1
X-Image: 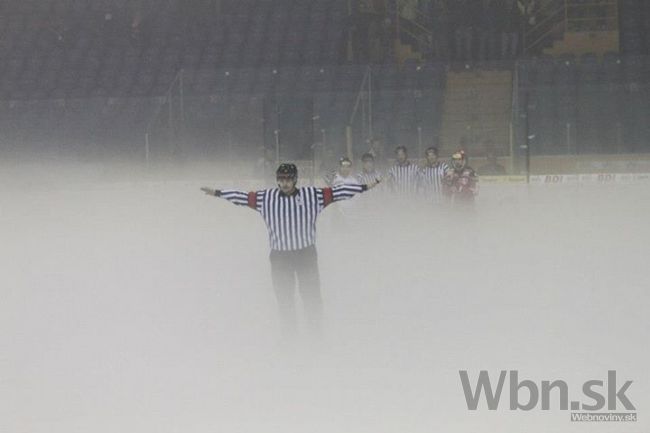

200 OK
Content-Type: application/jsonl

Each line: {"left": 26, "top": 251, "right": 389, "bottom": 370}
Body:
{"left": 387, "top": 145, "right": 420, "bottom": 196}
{"left": 356, "top": 152, "right": 383, "bottom": 186}
{"left": 326, "top": 157, "right": 360, "bottom": 227}
{"left": 418, "top": 146, "right": 449, "bottom": 204}
{"left": 200, "top": 163, "right": 380, "bottom": 339}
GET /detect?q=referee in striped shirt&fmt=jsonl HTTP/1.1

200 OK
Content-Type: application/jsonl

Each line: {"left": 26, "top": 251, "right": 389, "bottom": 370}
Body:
{"left": 356, "top": 152, "right": 383, "bottom": 186}
{"left": 200, "top": 163, "right": 379, "bottom": 339}
{"left": 387, "top": 145, "right": 420, "bottom": 196}
{"left": 418, "top": 146, "right": 449, "bottom": 204}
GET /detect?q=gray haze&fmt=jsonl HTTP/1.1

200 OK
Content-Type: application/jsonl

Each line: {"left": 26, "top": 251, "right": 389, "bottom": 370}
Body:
{"left": 1, "top": 159, "right": 649, "bottom": 433}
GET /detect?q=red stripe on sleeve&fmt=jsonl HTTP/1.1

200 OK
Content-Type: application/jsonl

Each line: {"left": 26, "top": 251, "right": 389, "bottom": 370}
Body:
{"left": 323, "top": 187, "right": 333, "bottom": 207}
{"left": 247, "top": 191, "right": 257, "bottom": 209}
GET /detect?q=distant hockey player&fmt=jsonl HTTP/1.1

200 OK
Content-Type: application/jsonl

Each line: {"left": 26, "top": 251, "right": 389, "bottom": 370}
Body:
{"left": 328, "top": 157, "right": 358, "bottom": 186}
{"left": 200, "top": 163, "right": 380, "bottom": 340}
{"left": 387, "top": 145, "right": 420, "bottom": 196}
{"left": 418, "top": 146, "right": 449, "bottom": 204}
{"left": 356, "top": 152, "right": 383, "bottom": 186}
{"left": 326, "top": 157, "right": 361, "bottom": 229}
{"left": 443, "top": 150, "right": 479, "bottom": 207}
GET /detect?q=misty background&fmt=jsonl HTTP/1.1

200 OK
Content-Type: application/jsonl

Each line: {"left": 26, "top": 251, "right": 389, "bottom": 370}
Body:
{"left": 1, "top": 0, "right": 650, "bottom": 432}
{"left": 1, "top": 162, "right": 649, "bottom": 432}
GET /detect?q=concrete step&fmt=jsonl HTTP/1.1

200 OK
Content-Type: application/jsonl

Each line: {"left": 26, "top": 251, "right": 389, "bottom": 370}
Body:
{"left": 543, "top": 31, "right": 619, "bottom": 57}
{"left": 440, "top": 69, "right": 513, "bottom": 153}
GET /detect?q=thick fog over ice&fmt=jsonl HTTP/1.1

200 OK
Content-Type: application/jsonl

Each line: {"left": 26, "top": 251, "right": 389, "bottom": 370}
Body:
{"left": 1, "top": 159, "right": 648, "bottom": 433}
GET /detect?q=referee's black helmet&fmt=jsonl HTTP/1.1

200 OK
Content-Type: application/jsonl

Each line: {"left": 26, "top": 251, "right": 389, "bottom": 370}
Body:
{"left": 276, "top": 163, "right": 298, "bottom": 180}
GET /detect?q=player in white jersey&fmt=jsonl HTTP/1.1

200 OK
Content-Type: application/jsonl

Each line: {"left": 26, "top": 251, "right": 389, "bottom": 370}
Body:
{"left": 201, "top": 163, "right": 379, "bottom": 339}
{"left": 387, "top": 145, "right": 420, "bottom": 196}
{"left": 329, "top": 157, "right": 359, "bottom": 186}
{"left": 418, "top": 146, "right": 449, "bottom": 204}
{"left": 326, "top": 157, "right": 361, "bottom": 229}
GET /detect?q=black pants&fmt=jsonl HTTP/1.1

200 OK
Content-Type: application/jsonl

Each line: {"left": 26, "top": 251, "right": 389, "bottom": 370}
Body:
{"left": 269, "top": 245, "right": 322, "bottom": 338}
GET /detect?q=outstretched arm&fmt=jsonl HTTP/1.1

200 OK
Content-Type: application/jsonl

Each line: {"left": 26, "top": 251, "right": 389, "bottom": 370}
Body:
{"left": 200, "top": 187, "right": 258, "bottom": 209}
{"left": 319, "top": 178, "right": 380, "bottom": 210}
{"left": 333, "top": 179, "right": 380, "bottom": 200}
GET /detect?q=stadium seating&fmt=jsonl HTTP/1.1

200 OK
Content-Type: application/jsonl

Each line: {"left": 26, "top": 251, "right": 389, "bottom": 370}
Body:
{"left": 0, "top": 0, "right": 351, "bottom": 100}
{"left": 619, "top": 0, "right": 649, "bottom": 55}
{"left": 517, "top": 52, "right": 650, "bottom": 155}
{"left": 0, "top": 0, "right": 648, "bottom": 159}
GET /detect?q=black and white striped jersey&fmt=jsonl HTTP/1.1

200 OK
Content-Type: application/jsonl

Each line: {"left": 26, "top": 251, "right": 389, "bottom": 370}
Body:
{"left": 218, "top": 184, "right": 368, "bottom": 251}
{"left": 419, "top": 162, "right": 449, "bottom": 201}
{"left": 356, "top": 170, "right": 382, "bottom": 186}
{"left": 387, "top": 161, "right": 420, "bottom": 195}
{"left": 331, "top": 173, "right": 359, "bottom": 187}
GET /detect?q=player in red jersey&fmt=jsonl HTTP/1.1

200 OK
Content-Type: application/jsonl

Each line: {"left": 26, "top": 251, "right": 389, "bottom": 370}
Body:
{"left": 443, "top": 150, "right": 479, "bottom": 207}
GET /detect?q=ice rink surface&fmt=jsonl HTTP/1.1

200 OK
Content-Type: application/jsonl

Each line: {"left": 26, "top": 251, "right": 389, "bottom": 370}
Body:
{"left": 1, "top": 161, "right": 649, "bottom": 433}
